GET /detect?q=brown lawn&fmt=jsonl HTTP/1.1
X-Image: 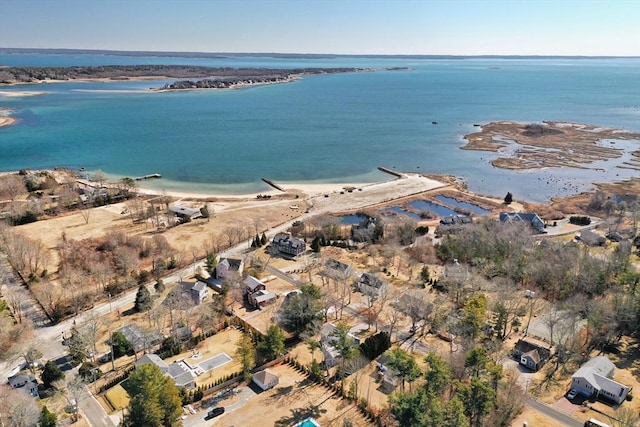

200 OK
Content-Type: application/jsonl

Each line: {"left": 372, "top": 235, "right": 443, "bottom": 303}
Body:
{"left": 216, "top": 363, "right": 374, "bottom": 427}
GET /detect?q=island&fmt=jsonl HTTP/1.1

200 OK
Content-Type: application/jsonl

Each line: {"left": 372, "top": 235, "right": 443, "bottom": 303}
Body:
{"left": 463, "top": 121, "right": 640, "bottom": 171}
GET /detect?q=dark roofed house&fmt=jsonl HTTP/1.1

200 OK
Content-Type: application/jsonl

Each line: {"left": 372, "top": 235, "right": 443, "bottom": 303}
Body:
{"left": 436, "top": 215, "right": 473, "bottom": 236}
{"left": 117, "top": 325, "right": 163, "bottom": 353}
{"left": 499, "top": 212, "right": 545, "bottom": 233}
{"left": 169, "top": 204, "right": 203, "bottom": 220}
{"left": 271, "top": 233, "right": 306, "bottom": 257}
{"left": 351, "top": 216, "right": 377, "bottom": 241}
{"left": 180, "top": 280, "right": 209, "bottom": 305}
{"left": 512, "top": 337, "right": 553, "bottom": 371}
{"left": 8, "top": 373, "right": 39, "bottom": 398}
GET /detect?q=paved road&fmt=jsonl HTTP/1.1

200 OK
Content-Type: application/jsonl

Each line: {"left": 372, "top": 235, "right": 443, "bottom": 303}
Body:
{"left": 81, "top": 385, "right": 117, "bottom": 427}
{"left": 525, "top": 396, "right": 583, "bottom": 427}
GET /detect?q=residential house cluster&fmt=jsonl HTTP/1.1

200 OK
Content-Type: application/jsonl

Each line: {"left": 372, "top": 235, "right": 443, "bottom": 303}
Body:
{"left": 243, "top": 275, "right": 277, "bottom": 309}
{"left": 320, "top": 323, "right": 363, "bottom": 368}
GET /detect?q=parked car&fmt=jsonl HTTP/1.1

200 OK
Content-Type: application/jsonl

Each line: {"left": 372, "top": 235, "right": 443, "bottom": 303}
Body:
{"left": 206, "top": 407, "right": 224, "bottom": 419}
{"left": 566, "top": 389, "right": 578, "bottom": 400}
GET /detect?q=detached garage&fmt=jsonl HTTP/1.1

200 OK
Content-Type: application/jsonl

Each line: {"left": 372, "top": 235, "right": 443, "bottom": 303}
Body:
{"left": 253, "top": 369, "right": 279, "bottom": 391}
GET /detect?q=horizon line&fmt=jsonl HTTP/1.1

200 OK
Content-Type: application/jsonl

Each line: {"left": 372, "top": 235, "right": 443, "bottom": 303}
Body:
{"left": 1, "top": 47, "right": 638, "bottom": 60}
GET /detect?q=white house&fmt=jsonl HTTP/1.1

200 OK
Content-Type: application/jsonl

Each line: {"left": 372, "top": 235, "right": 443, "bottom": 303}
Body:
{"left": 216, "top": 257, "right": 245, "bottom": 280}
{"left": 190, "top": 281, "right": 208, "bottom": 304}
{"left": 252, "top": 368, "right": 279, "bottom": 391}
{"left": 571, "top": 356, "right": 632, "bottom": 404}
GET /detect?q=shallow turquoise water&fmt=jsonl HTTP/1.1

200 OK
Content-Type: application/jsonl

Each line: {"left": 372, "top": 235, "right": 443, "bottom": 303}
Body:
{"left": 1, "top": 54, "right": 638, "bottom": 201}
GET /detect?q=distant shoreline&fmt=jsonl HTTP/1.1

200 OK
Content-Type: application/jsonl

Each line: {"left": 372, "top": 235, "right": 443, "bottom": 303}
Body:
{"left": 0, "top": 64, "right": 383, "bottom": 87}
{"left": 2, "top": 47, "right": 638, "bottom": 60}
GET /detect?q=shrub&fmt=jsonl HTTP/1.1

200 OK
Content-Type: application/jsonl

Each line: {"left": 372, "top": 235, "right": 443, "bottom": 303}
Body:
{"left": 569, "top": 215, "right": 591, "bottom": 226}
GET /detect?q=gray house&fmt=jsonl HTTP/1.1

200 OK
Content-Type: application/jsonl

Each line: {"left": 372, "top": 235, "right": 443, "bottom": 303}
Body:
{"left": 356, "top": 272, "right": 388, "bottom": 298}
{"left": 499, "top": 212, "right": 545, "bottom": 233}
{"left": 323, "top": 258, "right": 354, "bottom": 281}
{"left": 135, "top": 353, "right": 168, "bottom": 373}
{"left": 571, "top": 356, "right": 632, "bottom": 404}
{"left": 271, "top": 233, "right": 306, "bottom": 257}
{"left": 8, "top": 373, "right": 39, "bottom": 398}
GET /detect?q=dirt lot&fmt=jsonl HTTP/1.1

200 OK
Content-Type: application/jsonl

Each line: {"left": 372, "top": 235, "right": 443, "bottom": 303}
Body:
{"left": 212, "top": 363, "right": 373, "bottom": 427}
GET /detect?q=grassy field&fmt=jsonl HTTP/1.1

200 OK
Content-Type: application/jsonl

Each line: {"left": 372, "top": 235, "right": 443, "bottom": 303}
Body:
{"left": 104, "top": 384, "right": 130, "bottom": 411}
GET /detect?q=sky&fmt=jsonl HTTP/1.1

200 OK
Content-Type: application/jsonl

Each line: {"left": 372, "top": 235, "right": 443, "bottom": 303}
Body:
{"left": 0, "top": 0, "right": 639, "bottom": 56}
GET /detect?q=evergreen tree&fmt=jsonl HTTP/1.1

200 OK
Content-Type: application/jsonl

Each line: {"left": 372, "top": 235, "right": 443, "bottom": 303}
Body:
{"left": 154, "top": 279, "right": 165, "bottom": 293}
{"left": 311, "top": 236, "right": 321, "bottom": 253}
{"left": 260, "top": 232, "right": 267, "bottom": 246}
{"left": 125, "top": 363, "right": 182, "bottom": 427}
{"left": 41, "top": 360, "right": 64, "bottom": 388}
{"left": 504, "top": 192, "right": 513, "bottom": 204}
{"left": 386, "top": 348, "right": 421, "bottom": 391}
{"left": 205, "top": 252, "right": 217, "bottom": 273}
{"left": 277, "top": 283, "right": 323, "bottom": 338}
{"left": 420, "top": 265, "right": 430, "bottom": 283}
{"left": 40, "top": 406, "right": 58, "bottom": 427}
{"left": 111, "top": 331, "right": 132, "bottom": 358}
{"left": 258, "top": 325, "right": 286, "bottom": 361}
{"left": 458, "top": 377, "right": 496, "bottom": 427}
{"left": 390, "top": 390, "right": 427, "bottom": 427}
{"left": 236, "top": 334, "right": 256, "bottom": 381}
{"left": 423, "top": 352, "right": 450, "bottom": 395}
{"left": 134, "top": 284, "right": 152, "bottom": 312}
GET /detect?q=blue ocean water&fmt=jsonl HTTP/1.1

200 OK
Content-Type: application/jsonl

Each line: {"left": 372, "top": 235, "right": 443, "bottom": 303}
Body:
{"left": 1, "top": 53, "right": 639, "bottom": 202}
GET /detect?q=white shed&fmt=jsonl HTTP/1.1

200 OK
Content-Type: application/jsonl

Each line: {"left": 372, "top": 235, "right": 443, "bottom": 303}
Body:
{"left": 253, "top": 368, "right": 279, "bottom": 391}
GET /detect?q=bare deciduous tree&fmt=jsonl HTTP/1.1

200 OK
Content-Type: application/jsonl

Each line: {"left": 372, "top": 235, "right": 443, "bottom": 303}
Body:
{"left": 0, "top": 384, "right": 40, "bottom": 427}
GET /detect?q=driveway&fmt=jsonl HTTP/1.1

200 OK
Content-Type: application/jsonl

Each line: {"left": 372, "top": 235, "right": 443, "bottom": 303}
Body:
{"left": 183, "top": 386, "right": 257, "bottom": 427}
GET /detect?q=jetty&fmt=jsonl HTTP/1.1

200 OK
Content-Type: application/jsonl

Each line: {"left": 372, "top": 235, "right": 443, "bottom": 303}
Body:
{"left": 261, "top": 178, "right": 285, "bottom": 192}
{"left": 377, "top": 166, "right": 403, "bottom": 178}
{"left": 134, "top": 173, "right": 162, "bottom": 181}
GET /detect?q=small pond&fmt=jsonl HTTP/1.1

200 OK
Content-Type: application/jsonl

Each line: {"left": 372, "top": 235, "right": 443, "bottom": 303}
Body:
{"left": 408, "top": 200, "right": 460, "bottom": 217}
{"left": 340, "top": 214, "right": 369, "bottom": 225}
{"left": 434, "top": 195, "right": 491, "bottom": 215}
{"left": 381, "top": 206, "right": 422, "bottom": 220}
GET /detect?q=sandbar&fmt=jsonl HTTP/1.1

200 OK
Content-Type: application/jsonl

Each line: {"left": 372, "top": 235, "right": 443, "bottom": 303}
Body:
{"left": 0, "top": 90, "right": 46, "bottom": 97}
{"left": 0, "top": 116, "right": 16, "bottom": 127}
